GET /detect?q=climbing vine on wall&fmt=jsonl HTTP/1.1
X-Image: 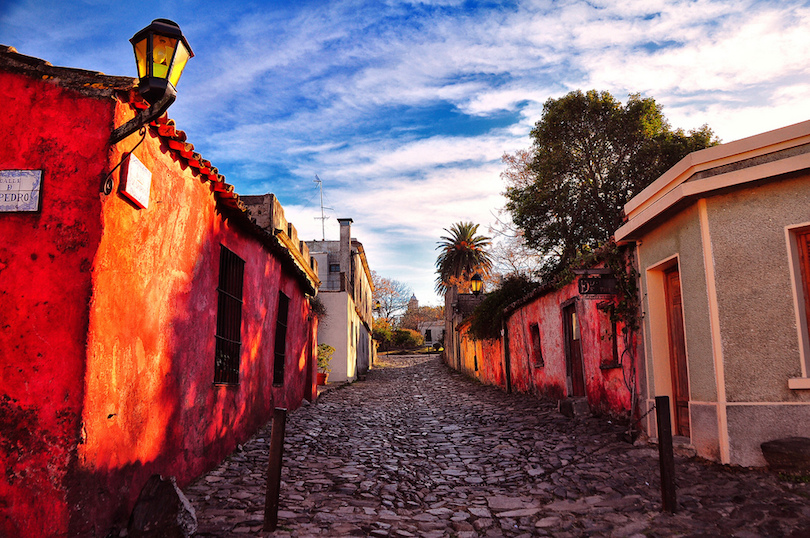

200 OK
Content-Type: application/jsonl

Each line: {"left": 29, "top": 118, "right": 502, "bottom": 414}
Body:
{"left": 558, "top": 240, "right": 641, "bottom": 334}
{"left": 467, "top": 240, "right": 641, "bottom": 341}
{"left": 468, "top": 276, "right": 540, "bottom": 341}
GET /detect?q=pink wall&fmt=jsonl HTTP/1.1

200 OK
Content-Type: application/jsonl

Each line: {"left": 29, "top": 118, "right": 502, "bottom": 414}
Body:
{"left": 505, "top": 280, "right": 634, "bottom": 417}
{"left": 451, "top": 275, "right": 636, "bottom": 421}
{"left": 0, "top": 64, "right": 317, "bottom": 536}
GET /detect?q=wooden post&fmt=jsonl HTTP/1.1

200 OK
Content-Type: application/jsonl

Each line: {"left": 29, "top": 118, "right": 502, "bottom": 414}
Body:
{"left": 264, "top": 407, "right": 288, "bottom": 531}
{"left": 655, "top": 396, "right": 677, "bottom": 513}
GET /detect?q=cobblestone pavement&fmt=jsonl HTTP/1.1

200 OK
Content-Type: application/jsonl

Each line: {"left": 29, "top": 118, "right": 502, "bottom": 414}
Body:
{"left": 185, "top": 355, "right": 810, "bottom": 537}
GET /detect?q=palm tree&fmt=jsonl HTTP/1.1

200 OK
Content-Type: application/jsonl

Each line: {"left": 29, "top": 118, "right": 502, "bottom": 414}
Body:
{"left": 435, "top": 222, "right": 493, "bottom": 294}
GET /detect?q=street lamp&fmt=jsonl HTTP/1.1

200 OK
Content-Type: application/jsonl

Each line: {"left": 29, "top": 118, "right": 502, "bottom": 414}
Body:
{"left": 470, "top": 273, "right": 483, "bottom": 295}
{"left": 111, "top": 19, "right": 194, "bottom": 144}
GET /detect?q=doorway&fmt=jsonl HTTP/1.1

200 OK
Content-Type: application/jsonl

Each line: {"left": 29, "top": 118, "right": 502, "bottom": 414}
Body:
{"left": 563, "top": 303, "right": 586, "bottom": 397}
{"left": 664, "top": 266, "right": 690, "bottom": 437}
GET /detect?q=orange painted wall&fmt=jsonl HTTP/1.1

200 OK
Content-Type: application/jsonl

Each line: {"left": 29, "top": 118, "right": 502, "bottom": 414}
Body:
{"left": 0, "top": 69, "right": 317, "bottom": 536}
{"left": 456, "top": 322, "right": 505, "bottom": 388}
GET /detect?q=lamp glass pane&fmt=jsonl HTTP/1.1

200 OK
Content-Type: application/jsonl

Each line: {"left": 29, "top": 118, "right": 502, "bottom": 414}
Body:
{"left": 168, "top": 42, "right": 190, "bottom": 87}
{"left": 151, "top": 35, "right": 178, "bottom": 79}
{"left": 133, "top": 37, "right": 148, "bottom": 79}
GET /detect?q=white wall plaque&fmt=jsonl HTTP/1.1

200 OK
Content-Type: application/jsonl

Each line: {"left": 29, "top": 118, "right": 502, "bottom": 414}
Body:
{"left": 121, "top": 153, "right": 152, "bottom": 209}
{"left": 0, "top": 170, "right": 42, "bottom": 212}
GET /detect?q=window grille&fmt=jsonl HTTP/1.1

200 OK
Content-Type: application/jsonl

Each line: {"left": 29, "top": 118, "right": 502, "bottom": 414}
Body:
{"left": 273, "top": 292, "right": 290, "bottom": 386}
{"left": 214, "top": 246, "right": 244, "bottom": 384}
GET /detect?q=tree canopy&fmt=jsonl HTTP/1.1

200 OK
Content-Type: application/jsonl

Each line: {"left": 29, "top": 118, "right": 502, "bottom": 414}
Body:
{"left": 435, "top": 222, "right": 493, "bottom": 294}
{"left": 504, "top": 90, "right": 717, "bottom": 278}
{"left": 399, "top": 305, "right": 444, "bottom": 331}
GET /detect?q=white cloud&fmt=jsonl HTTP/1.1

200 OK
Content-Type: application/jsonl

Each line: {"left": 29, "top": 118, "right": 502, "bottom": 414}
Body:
{"left": 5, "top": 0, "right": 810, "bottom": 304}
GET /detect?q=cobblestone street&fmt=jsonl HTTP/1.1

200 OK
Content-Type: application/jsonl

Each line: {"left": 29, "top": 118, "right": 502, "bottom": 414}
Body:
{"left": 185, "top": 355, "right": 810, "bottom": 537}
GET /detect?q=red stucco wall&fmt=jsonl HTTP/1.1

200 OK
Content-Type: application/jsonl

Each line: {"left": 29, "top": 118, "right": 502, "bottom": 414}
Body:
{"left": 0, "top": 69, "right": 112, "bottom": 538}
{"left": 0, "top": 68, "right": 317, "bottom": 536}
{"left": 452, "top": 276, "right": 636, "bottom": 421}
{"left": 504, "top": 280, "right": 635, "bottom": 417}
{"left": 456, "top": 323, "right": 504, "bottom": 388}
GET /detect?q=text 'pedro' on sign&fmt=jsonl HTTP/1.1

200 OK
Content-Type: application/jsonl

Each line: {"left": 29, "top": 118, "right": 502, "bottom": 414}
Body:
{"left": 121, "top": 153, "right": 152, "bottom": 209}
{"left": 0, "top": 170, "right": 42, "bottom": 212}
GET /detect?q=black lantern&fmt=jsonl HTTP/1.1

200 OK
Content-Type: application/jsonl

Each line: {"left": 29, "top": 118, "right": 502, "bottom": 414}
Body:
{"left": 110, "top": 19, "right": 193, "bottom": 144}
{"left": 470, "top": 273, "right": 483, "bottom": 295}
{"left": 130, "top": 18, "right": 194, "bottom": 105}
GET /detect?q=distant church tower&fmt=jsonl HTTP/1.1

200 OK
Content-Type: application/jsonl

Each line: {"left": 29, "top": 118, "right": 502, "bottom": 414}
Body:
{"left": 408, "top": 293, "right": 418, "bottom": 312}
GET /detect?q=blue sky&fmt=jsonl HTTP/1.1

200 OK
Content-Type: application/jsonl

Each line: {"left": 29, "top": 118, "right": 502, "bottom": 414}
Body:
{"left": 3, "top": 0, "right": 810, "bottom": 305}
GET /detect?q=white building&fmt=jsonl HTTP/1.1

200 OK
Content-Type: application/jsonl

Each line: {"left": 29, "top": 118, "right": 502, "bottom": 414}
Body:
{"left": 306, "top": 219, "right": 375, "bottom": 382}
{"left": 418, "top": 320, "right": 445, "bottom": 348}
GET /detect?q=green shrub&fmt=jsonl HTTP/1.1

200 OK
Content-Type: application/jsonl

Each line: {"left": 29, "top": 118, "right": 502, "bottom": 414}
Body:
{"left": 317, "top": 343, "right": 335, "bottom": 373}
{"left": 393, "top": 328, "right": 424, "bottom": 349}
{"left": 468, "top": 276, "right": 540, "bottom": 340}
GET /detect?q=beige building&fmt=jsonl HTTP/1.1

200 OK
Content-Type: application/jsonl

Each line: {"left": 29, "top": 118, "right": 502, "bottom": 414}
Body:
{"left": 616, "top": 120, "right": 810, "bottom": 466}
{"left": 306, "top": 219, "right": 375, "bottom": 382}
{"left": 418, "top": 320, "right": 444, "bottom": 347}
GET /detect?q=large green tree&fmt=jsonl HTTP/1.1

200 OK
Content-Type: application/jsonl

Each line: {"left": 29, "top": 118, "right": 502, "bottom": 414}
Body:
{"left": 435, "top": 222, "right": 493, "bottom": 294}
{"left": 505, "top": 90, "right": 717, "bottom": 277}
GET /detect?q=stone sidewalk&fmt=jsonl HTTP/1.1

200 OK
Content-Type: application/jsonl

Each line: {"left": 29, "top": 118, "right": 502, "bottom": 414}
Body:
{"left": 184, "top": 355, "right": 810, "bottom": 537}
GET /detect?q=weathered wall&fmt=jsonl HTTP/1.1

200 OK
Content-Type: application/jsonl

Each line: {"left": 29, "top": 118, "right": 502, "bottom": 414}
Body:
{"left": 0, "top": 69, "right": 112, "bottom": 538}
{"left": 74, "top": 99, "right": 316, "bottom": 535}
{"left": 505, "top": 280, "right": 634, "bottom": 417}
{"left": 456, "top": 323, "right": 504, "bottom": 387}
{"left": 0, "top": 64, "right": 317, "bottom": 536}
{"left": 450, "top": 276, "right": 634, "bottom": 420}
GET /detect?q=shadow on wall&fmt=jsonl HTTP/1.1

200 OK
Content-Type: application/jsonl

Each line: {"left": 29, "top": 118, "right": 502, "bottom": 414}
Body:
{"left": 73, "top": 209, "right": 314, "bottom": 535}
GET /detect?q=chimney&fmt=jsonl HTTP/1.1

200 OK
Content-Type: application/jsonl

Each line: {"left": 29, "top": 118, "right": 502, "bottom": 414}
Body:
{"left": 337, "top": 218, "right": 353, "bottom": 290}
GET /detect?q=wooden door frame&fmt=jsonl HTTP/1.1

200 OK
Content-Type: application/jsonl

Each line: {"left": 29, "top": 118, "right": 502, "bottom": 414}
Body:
{"left": 561, "top": 298, "right": 586, "bottom": 398}
{"left": 664, "top": 265, "right": 690, "bottom": 437}
{"left": 645, "top": 255, "right": 691, "bottom": 438}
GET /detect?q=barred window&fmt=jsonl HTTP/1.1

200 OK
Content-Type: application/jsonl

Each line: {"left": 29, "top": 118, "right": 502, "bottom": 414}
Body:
{"left": 273, "top": 292, "right": 290, "bottom": 386}
{"left": 214, "top": 246, "right": 244, "bottom": 384}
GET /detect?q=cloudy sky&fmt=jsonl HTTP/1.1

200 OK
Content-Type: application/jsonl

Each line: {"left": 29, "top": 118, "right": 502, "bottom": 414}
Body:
{"left": 2, "top": 0, "right": 810, "bottom": 305}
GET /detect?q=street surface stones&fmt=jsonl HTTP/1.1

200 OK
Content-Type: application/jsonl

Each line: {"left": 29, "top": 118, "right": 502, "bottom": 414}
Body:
{"left": 184, "top": 355, "right": 810, "bottom": 537}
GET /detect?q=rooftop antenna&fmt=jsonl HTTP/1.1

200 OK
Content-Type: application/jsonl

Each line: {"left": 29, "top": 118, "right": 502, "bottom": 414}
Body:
{"left": 313, "top": 174, "right": 332, "bottom": 241}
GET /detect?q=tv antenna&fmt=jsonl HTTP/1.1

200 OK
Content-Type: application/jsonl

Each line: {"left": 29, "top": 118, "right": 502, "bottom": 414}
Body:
{"left": 313, "top": 175, "right": 332, "bottom": 241}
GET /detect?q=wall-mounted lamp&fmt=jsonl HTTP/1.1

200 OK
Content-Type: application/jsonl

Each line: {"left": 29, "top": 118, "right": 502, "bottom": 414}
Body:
{"left": 374, "top": 300, "right": 382, "bottom": 310}
{"left": 110, "top": 19, "right": 194, "bottom": 144}
{"left": 470, "top": 273, "right": 483, "bottom": 295}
